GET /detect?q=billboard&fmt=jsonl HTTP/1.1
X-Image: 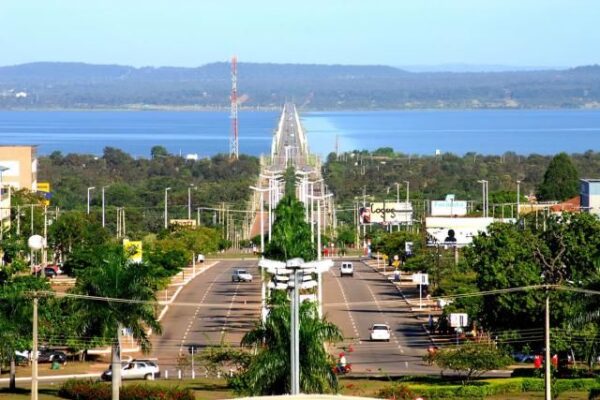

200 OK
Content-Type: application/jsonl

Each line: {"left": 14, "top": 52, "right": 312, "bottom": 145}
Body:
{"left": 369, "top": 202, "right": 413, "bottom": 225}
{"left": 123, "top": 239, "right": 143, "bottom": 263}
{"left": 426, "top": 217, "right": 498, "bottom": 246}
{"left": 431, "top": 194, "right": 467, "bottom": 216}
{"left": 37, "top": 182, "right": 51, "bottom": 206}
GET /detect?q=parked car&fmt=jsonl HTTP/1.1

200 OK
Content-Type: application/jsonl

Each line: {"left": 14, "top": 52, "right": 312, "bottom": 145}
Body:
{"left": 31, "top": 264, "right": 63, "bottom": 278}
{"left": 44, "top": 264, "right": 63, "bottom": 278}
{"left": 15, "top": 348, "right": 67, "bottom": 364}
{"left": 340, "top": 262, "right": 354, "bottom": 277}
{"left": 369, "top": 323, "right": 391, "bottom": 342}
{"left": 39, "top": 348, "right": 67, "bottom": 364}
{"left": 101, "top": 359, "right": 160, "bottom": 381}
{"left": 232, "top": 269, "right": 253, "bottom": 282}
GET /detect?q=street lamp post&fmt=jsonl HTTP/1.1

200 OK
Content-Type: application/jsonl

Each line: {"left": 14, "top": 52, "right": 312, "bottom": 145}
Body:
{"left": 250, "top": 185, "right": 271, "bottom": 322}
{"left": 0, "top": 166, "right": 9, "bottom": 240}
{"left": 101, "top": 186, "right": 108, "bottom": 227}
{"left": 308, "top": 192, "right": 333, "bottom": 318}
{"left": 404, "top": 180, "right": 410, "bottom": 205}
{"left": 477, "top": 180, "right": 488, "bottom": 218}
{"left": 188, "top": 184, "right": 195, "bottom": 220}
{"left": 164, "top": 187, "right": 171, "bottom": 229}
{"left": 516, "top": 180, "right": 521, "bottom": 218}
{"left": 87, "top": 186, "right": 95, "bottom": 215}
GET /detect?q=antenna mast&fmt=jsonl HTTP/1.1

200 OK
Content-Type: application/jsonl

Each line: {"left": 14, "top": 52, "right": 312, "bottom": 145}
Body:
{"left": 229, "top": 56, "right": 239, "bottom": 160}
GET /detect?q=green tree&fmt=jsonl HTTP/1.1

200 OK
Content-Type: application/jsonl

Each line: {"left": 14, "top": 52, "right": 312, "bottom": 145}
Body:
{"left": 427, "top": 342, "right": 512, "bottom": 383}
{"left": 463, "top": 223, "right": 544, "bottom": 332}
{"left": 70, "top": 244, "right": 161, "bottom": 399}
{"left": 264, "top": 195, "right": 316, "bottom": 262}
{"left": 538, "top": 153, "right": 579, "bottom": 201}
{"left": 150, "top": 145, "right": 169, "bottom": 159}
{"left": 231, "top": 291, "right": 342, "bottom": 395}
{"left": 0, "top": 276, "right": 51, "bottom": 391}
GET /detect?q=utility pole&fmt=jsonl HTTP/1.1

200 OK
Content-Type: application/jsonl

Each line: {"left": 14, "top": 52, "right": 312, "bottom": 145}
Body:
{"left": 102, "top": 186, "right": 107, "bottom": 227}
{"left": 516, "top": 180, "right": 521, "bottom": 218}
{"left": 32, "top": 295, "right": 39, "bottom": 400}
{"left": 545, "top": 290, "right": 551, "bottom": 400}
{"left": 291, "top": 270, "right": 301, "bottom": 395}
{"left": 164, "top": 187, "right": 171, "bottom": 229}
{"left": 188, "top": 184, "right": 195, "bottom": 220}
{"left": 87, "top": 186, "right": 95, "bottom": 215}
{"left": 43, "top": 205, "right": 48, "bottom": 267}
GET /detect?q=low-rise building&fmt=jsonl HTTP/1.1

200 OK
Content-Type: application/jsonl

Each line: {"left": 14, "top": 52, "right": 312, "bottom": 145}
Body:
{"left": 580, "top": 179, "right": 600, "bottom": 216}
{"left": 0, "top": 145, "right": 38, "bottom": 190}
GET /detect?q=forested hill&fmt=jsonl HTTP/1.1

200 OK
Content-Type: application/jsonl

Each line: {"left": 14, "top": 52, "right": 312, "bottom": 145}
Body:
{"left": 2, "top": 61, "right": 600, "bottom": 110}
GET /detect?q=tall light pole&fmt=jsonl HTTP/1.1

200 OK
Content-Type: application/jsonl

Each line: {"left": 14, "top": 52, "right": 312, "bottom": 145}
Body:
{"left": 308, "top": 192, "right": 333, "bottom": 318}
{"left": 516, "top": 180, "right": 521, "bottom": 218}
{"left": 251, "top": 185, "right": 271, "bottom": 322}
{"left": 404, "top": 180, "right": 410, "bottom": 205}
{"left": 101, "top": 186, "right": 108, "bottom": 227}
{"left": 0, "top": 166, "right": 8, "bottom": 240}
{"left": 477, "top": 180, "right": 488, "bottom": 218}
{"left": 188, "top": 184, "right": 195, "bottom": 220}
{"left": 164, "top": 187, "right": 171, "bottom": 229}
{"left": 87, "top": 186, "right": 95, "bottom": 215}
{"left": 395, "top": 182, "right": 400, "bottom": 204}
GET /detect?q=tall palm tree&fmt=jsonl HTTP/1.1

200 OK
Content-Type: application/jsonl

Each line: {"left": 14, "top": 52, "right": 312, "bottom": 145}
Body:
{"left": 70, "top": 244, "right": 161, "bottom": 400}
{"left": 235, "top": 291, "right": 342, "bottom": 395}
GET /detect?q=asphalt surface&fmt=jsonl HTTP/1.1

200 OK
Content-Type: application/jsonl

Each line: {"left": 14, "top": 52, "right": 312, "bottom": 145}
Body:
{"left": 323, "top": 259, "right": 437, "bottom": 375}
{"left": 150, "top": 260, "right": 261, "bottom": 372}
{"left": 151, "top": 257, "right": 437, "bottom": 376}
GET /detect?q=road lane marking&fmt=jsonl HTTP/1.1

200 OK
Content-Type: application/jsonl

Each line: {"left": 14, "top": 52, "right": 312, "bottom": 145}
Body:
{"left": 178, "top": 264, "right": 229, "bottom": 354}
{"left": 328, "top": 269, "right": 360, "bottom": 339}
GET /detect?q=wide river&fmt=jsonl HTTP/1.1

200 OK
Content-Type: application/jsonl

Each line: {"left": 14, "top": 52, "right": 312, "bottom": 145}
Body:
{"left": 0, "top": 109, "right": 599, "bottom": 157}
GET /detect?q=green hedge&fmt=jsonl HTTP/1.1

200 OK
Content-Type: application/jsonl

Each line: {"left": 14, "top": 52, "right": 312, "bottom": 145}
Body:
{"left": 378, "top": 378, "right": 599, "bottom": 400}
{"left": 59, "top": 379, "right": 194, "bottom": 400}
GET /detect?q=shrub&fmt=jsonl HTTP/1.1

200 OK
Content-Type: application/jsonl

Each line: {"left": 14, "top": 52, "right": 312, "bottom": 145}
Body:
{"left": 59, "top": 379, "right": 194, "bottom": 400}
{"left": 376, "top": 383, "right": 414, "bottom": 399}
{"left": 589, "top": 387, "right": 600, "bottom": 400}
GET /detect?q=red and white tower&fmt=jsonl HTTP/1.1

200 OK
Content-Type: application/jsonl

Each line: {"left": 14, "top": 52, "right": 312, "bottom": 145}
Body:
{"left": 229, "top": 56, "right": 239, "bottom": 160}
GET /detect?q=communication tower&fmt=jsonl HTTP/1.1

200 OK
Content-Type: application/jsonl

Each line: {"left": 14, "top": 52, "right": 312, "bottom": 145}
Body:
{"left": 229, "top": 56, "right": 239, "bottom": 160}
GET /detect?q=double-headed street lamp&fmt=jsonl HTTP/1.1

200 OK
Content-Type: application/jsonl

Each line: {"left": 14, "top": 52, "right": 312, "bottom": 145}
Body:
{"left": 87, "top": 186, "right": 95, "bottom": 215}
{"left": 164, "top": 187, "right": 171, "bottom": 229}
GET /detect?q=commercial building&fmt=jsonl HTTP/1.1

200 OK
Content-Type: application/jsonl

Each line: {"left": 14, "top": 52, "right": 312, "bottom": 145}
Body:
{"left": 580, "top": 179, "right": 600, "bottom": 216}
{"left": 0, "top": 145, "right": 38, "bottom": 190}
{"left": 0, "top": 145, "right": 38, "bottom": 232}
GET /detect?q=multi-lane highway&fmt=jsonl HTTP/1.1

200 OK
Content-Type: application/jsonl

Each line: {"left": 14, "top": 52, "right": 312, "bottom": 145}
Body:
{"left": 151, "top": 260, "right": 261, "bottom": 373}
{"left": 323, "top": 260, "right": 434, "bottom": 375}
{"left": 151, "top": 258, "right": 435, "bottom": 375}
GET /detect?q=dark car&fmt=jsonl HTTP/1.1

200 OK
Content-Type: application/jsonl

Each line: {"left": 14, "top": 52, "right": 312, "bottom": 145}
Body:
{"left": 38, "top": 348, "right": 67, "bottom": 364}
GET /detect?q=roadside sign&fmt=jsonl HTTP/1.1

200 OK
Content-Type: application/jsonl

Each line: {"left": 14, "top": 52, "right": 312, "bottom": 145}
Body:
{"left": 450, "top": 313, "right": 468, "bottom": 328}
{"left": 123, "top": 239, "right": 143, "bottom": 263}
{"left": 412, "top": 273, "right": 429, "bottom": 285}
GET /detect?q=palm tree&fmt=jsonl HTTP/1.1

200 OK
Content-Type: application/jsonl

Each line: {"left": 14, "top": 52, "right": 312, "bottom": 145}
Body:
{"left": 70, "top": 244, "right": 161, "bottom": 400}
{"left": 234, "top": 291, "right": 342, "bottom": 395}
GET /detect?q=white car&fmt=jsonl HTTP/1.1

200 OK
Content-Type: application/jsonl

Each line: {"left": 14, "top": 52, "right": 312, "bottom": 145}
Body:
{"left": 369, "top": 324, "right": 391, "bottom": 342}
{"left": 101, "top": 359, "right": 160, "bottom": 381}
{"left": 340, "top": 262, "right": 354, "bottom": 277}
{"left": 232, "top": 269, "right": 253, "bottom": 282}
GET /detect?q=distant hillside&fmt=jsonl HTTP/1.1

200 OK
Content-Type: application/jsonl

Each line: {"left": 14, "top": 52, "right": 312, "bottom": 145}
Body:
{"left": 1, "top": 61, "right": 600, "bottom": 110}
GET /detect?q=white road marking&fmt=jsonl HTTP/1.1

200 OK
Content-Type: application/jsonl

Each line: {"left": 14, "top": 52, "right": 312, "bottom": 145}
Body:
{"left": 329, "top": 269, "right": 360, "bottom": 339}
{"left": 178, "top": 263, "right": 229, "bottom": 354}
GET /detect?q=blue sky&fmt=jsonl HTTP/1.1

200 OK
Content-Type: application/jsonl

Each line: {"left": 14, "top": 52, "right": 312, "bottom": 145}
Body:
{"left": 1, "top": 0, "right": 598, "bottom": 67}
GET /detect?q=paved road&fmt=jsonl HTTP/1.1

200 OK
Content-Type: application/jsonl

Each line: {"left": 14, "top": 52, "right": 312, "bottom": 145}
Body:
{"left": 151, "top": 260, "right": 261, "bottom": 372}
{"left": 323, "top": 259, "right": 437, "bottom": 375}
